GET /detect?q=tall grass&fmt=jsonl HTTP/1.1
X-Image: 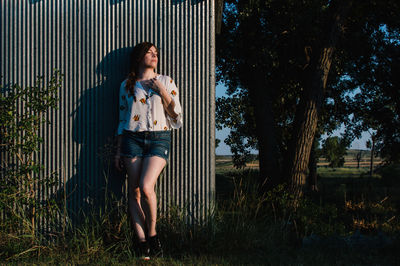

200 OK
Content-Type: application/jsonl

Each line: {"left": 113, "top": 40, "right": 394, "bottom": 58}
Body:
{"left": 1, "top": 167, "right": 399, "bottom": 265}
{"left": 0, "top": 168, "right": 285, "bottom": 263}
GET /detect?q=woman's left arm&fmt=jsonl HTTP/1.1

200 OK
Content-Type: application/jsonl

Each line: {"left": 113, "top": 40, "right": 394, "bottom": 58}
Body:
{"left": 159, "top": 86, "right": 178, "bottom": 119}
{"left": 146, "top": 76, "right": 183, "bottom": 128}
{"left": 154, "top": 77, "right": 183, "bottom": 128}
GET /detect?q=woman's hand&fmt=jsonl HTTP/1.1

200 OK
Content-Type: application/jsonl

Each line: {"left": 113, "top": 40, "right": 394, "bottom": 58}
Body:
{"left": 140, "top": 77, "right": 166, "bottom": 95}
{"left": 140, "top": 77, "right": 177, "bottom": 118}
{"left": 114, "top": 154, "right": 124, "bottom": 172}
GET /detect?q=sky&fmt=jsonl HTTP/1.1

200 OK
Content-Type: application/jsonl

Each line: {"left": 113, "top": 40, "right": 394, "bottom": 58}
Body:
{"left": 215, "top": 83, "right": 371, "bottom": 155}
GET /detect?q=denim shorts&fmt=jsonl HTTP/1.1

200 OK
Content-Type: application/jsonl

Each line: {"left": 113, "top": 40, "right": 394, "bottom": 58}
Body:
{"left": 120, "top": 129, "right": 172, "bottom": 163}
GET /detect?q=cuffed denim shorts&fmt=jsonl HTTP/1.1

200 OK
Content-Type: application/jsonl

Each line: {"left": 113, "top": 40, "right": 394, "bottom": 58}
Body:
{"left": 120, "top": 129, "right": 172, "bottom": 164}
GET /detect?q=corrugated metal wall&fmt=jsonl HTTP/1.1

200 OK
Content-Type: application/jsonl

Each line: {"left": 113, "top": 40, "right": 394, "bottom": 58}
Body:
{"left": 0, "top": 0, "right": 215, "bottom": 227}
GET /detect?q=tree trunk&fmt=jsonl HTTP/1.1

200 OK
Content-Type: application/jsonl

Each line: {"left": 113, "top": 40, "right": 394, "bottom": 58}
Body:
{"left": 308, "top": 139, "right": 318, "bottom": 192}
{"left": 286, "top": 92, "right": 322, "bottom": 200}
{"left": 369, "top": 135, "right": 375, "bottom": 178}
{"left": 255, "top": 96, "right": 281, "bottom": 191}
{"left": 356, "top": 151, "right": 361, "bottom": 168}
{"left": 286, "top": 2, "right": 352, "bottom": 201}
{"left": 246, "top": 68, "right": 281, "bottom": 193}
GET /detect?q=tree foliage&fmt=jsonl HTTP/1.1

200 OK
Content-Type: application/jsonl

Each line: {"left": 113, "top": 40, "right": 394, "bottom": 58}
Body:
{"left": 216, "top": 0, "right": 400, "bottom": 195}
{"left": 345, "top": 28, "right": 400, "bottom": 164}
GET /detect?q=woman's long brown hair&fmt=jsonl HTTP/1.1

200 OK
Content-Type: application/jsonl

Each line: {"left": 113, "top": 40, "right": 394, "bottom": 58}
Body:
{"left": 125, "top": 41, "right": 160, "bottom": 95}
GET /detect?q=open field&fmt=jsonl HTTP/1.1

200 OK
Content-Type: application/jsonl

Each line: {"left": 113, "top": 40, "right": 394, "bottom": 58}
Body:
{"left": 216, "top": 151, "right": 400, "bottom": 202}
{"left": 215, "top": 150, "right": 382, "bottom": 175}
{"left": 216, "top": 149, "right": 382, "bottom": 171}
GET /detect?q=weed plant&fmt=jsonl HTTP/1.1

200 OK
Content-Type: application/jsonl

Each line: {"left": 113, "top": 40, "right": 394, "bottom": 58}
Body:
{"left": 0, "top": 70, "right": 63, "bottom": 241}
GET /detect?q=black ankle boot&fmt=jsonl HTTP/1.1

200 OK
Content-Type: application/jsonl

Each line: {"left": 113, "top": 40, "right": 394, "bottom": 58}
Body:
{"left": 148, "top": 235, "right": 164, "bottom": 258}
{"left": 137, "top": 240, "right": 150, "bottom": 260}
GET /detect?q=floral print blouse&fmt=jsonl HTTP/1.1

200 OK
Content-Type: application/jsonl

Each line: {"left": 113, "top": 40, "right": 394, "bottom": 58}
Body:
{"left": 115, "top": 74, "right": 183, "bottom": 136}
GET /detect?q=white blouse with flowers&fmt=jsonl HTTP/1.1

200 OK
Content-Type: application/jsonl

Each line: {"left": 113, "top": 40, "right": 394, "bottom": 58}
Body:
{"left": 115, "top": 74, "right": 183, "bottom": 136}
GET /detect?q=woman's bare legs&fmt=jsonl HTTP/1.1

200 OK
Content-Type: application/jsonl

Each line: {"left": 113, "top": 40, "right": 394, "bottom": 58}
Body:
{"left": 123, "top": 156, "right": 147, "bottom": 241}
{"left": 139, "top": 156, "right": 167, "bottom": 237}
{"left": 124, "top": 155, "right": 166, "bottom": 240}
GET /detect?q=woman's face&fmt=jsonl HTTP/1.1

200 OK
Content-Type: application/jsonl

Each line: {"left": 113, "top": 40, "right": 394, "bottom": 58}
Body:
{"left": 140, "top": 46, "right": 158, "bottom": 70}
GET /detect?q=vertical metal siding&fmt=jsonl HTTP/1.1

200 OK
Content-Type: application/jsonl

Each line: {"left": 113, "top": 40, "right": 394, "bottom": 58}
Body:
{"left": 1, "top": 0, "right": 215, "bottom": 227}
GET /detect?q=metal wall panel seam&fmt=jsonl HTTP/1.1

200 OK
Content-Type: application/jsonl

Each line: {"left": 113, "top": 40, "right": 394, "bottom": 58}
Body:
{"left": 68, "top": 0, "right": 73, "bottom": 215}
{"left": 183, "top": 0, "right": 189, "bottom": 220}
{"left": 49, "top": 0, "right": 55, "bottom": 231}
{"left": 52, "top": 0, "right": 56, "bottom": 218}
{"left": 12, "top": 2, "right": 16, "bottom": 83}
{"left": 206, "top": 0, "right": 211, "bottom": 220}
{"left": 167, "top": 0, "right": 172, "bottom": 213}
{"left": 210, "top": 0, "right": 216, "bottom": 220}
{"left": 99, "top": 0, "right": 105, "bottom": 205}
{"left": 196, "top": 2, "right": 204, "bottom": 221}
{"left": 77, "top": 0, "right": 82, "bottom": 216}
{"left": 202, "top": 0, "right": 206, "bottom": 221}
{"left": 93, "top": 1, "right": 98, "bottom": 198}
{"left": 194, "top": 1, "right": 199, "bottom": 222}
{"left": 44, "top": 0, "right": 49, "bottom": 230}
{"left": 205, "top": 0, "right": 209, "bottom": 220}
{"left": 177, "top": 0, "right": 182, "bottom": 216}
{"left": 199, "top": 0, "right": 204, "bottom": 221}
{"left": 71, "top": 0, "right": 76, "bottom": 217}
{"left": 177, "top": 0, "right": 181, "bottom": 211}
{"left": 189, "top": 0, "right": 194, "bottom": 224}
{"left": 63, "top": 0, "right": 67, "bottom": 205}
{"left": 191, "top": 0, "right": 196, "bottom": 222}
{"left": 17, "top": 1, "right": 21, "bottom": 85}
{"left": 204, "top": 0, "right": 209, "bottom": 222}
{"left": 59, "top": 0, "right": 63, "bottom": 218}
{"left": 6, "top": 2, "right": 11, "bottom": 84}
{"left": 82, "top": 0, "right": 87, "bottom": 207}
{"left": 170, "top": 0, "right": 175, "bottom": 209}
{"left": 208, "top": 0, "right": 214, "bottom": 219}
{"left": 66, "top": 0, "right": 71, "bottom": 218}
{"left": 159, "top": 0, "right": 166, "bottom": 214}
{"left": 169, "top": 0, "right": 174, "bottom": 216}
{"left": 91, "top": 0, "right": 96, "bottom": 198}
{"left": 175, "top": 0, "right": 180, "bottom": 216}
{"left": 166, "top": 0, "right": 172, "bottom": 212}
{"left": 92, "top": 0, "right": 97, "bottom": 193}
{"left": 188, "top": 0, "right": 194, "bottom": 224}
{"left": 73, "top": 0, "right": 79, "bottom": 216}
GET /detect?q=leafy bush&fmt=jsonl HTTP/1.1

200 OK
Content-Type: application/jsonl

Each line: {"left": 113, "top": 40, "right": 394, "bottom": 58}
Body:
{"left": 0, "top": 70, "right": 63, "bottom": 240}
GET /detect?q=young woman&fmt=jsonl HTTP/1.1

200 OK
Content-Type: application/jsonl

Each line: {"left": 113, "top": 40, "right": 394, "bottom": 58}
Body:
{"left": 114, "top": 42, "right": 183, "bottom": 260}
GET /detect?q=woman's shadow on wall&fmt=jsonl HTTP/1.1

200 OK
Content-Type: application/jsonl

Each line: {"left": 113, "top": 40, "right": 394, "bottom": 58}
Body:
{"left": 52, "top": 47, "right": 132, "bottom": 227}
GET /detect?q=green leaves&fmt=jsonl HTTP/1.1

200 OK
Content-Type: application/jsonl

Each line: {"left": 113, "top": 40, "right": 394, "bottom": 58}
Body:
{"left": 0, "top": 69, "right": 63, "bottom": 238}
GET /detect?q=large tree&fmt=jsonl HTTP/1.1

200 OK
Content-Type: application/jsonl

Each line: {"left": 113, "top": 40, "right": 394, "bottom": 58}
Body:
{"left": 216, "top": 0, "right": 400, "bottom": 198}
